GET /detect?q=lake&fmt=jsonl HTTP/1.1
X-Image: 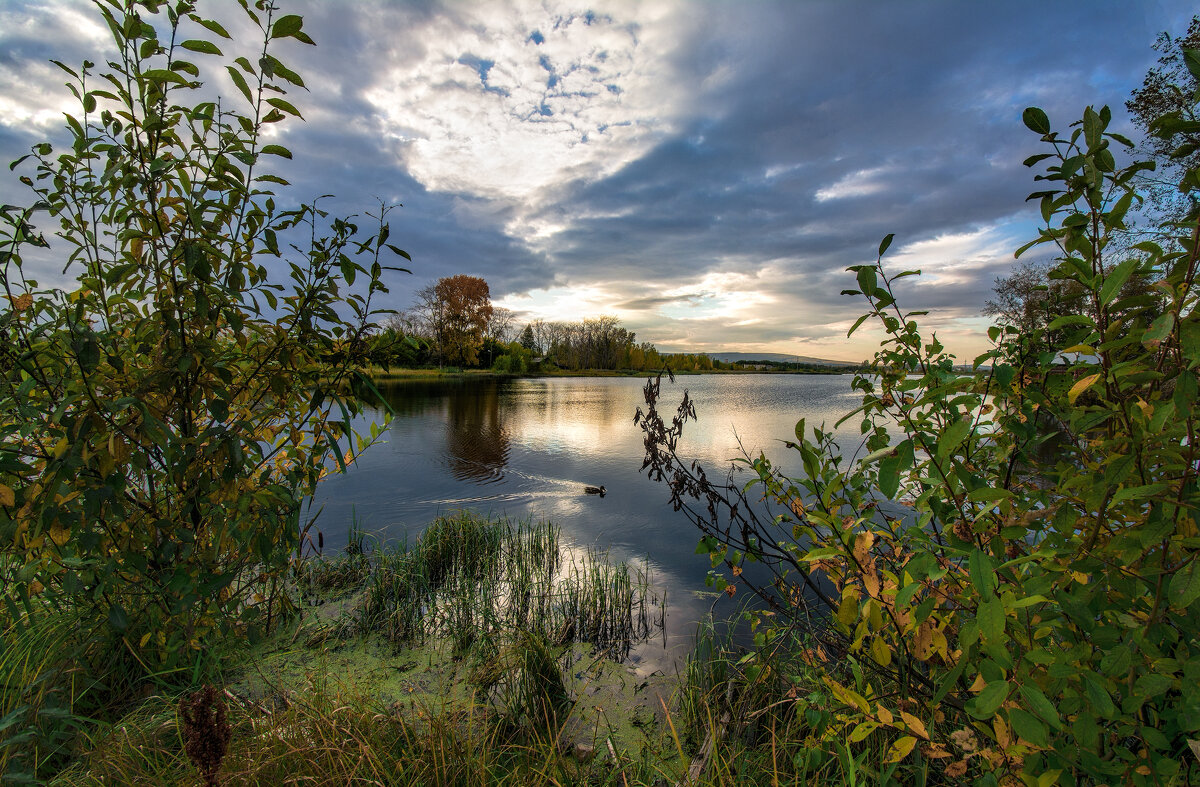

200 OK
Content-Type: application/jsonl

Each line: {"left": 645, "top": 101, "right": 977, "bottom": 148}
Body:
{"left": 308, "top": 373, "right": 869, "bottom": 671}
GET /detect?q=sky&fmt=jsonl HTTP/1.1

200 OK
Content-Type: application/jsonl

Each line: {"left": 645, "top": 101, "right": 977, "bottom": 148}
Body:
{"left": 0, "top": 0, "right": 1195, "bottom": 362}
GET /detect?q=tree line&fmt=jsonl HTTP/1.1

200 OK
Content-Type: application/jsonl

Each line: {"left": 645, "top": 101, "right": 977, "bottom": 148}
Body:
{"left": 368, "top": 276, "right": 723, "bottom": 373}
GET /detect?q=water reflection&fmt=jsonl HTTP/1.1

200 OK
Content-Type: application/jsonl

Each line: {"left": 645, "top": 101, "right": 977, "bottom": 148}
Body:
{"left": 442, "top": 382, "right": 511, "bottom": 483}
{"left": 311, "top": 374, "right": 867, "bottom": 672}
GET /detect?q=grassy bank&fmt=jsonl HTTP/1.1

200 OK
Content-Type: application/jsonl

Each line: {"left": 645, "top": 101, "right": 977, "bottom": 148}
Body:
{"left": 3, "top": 511, "right": 957, "bottom": 786}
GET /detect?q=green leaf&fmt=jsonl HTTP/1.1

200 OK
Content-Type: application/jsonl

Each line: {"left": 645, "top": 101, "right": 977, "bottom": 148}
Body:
{"left": 856, "top": 266, "right": 877, "bottom": 296}
{"left": 194, "top": 17, "right": 231, "bottom": 39}
{"left": 966, "top": 679, "right": 1009, "bottom": 719}
{"left": 1184, "top": 48, "right": 1200, "bottom": 83}
{"left": 967, "top": 488, "right": 1013, "bottom": 503}
{"left": 1168, "top": 560, "right": 1200, "bottom": 610}
{"left": 1008, "top": 708, "right": 1049, "bottom": 746}
{"left": 108, "top": 604, "right": 129, "bottom": 631}
{"left": 1046, "top": 314, "right": 1095, "bottom": 331}
{"left": 969, "top": 549, "right": 996, "bottom": 595}
{"left": 1099, "top": 258, "right": 1137, "bottom": 306}
{"left": 1018, "top": 683, "right": 1062, "bottom": 730}
{"left": 1022, "top": 107, "right": 1050, "bottom": 135}
{"left": 1133, "top": 673, "right": 1172, "bottom": 699}
{"left": 877, "top": 440, "right": 912, "bottom": 500}
{"left": 266, "top": 97, "right": 303, "bottom": 119}
{"left": 978, "top": 597, "right": 1005, "bottom": 642}
{"left": 180, "top": 39, "right": 222, "bottom": 55}
{"left": 1083, "top": 675, "right": 1115, "bottom": 719}
{"left": 143, "top": 68, "right": 188, "bottom": 85}
{"left": 1175, "top": 371, "right": 1197, "bottom": 414}
{"left": 878, "top": 233, "right": 895, "bottom": 257}
{"left": 261, "top": 144, "right": 292, "bottom": 159}
{"left": 1083, "top": 106, "right": 1103, "bottom": 150}
{"left": 1099, "top": 644, "right": 1132, "bottom": 675}
{"left": 937, "top": 417, "right": 971, "bottom": 459}
{"left": 226, "top": 66, "right": 254, "bottom": 103}
{"left": 271, "top": 14, "right": 304, "bottom": 39}
{"left": 1143, "top": 312, "right": 1174, "bottom": 347}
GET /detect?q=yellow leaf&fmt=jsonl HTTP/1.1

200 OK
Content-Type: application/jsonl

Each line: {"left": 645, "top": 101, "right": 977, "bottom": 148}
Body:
{"left": 876, "top": 705, "right": 894, "bottom": 725}
{"left": 885, "top": 735, "right": 918, "bottom": 764}
{"left": 54, "top": 437, "right": 69, "bottom": 458}
{"left": 853, "top": 531, "right": 874, "bottom": 564}
{"left": 49, "top": 522, "right": 70, "bottom": 547}
{"left": 993, "top": 715, "right": 1011, "bottom": 748}
{"left": 863, "top": 566, "right": 881, "bottom": 599}
{"left": 848, "top": 721, "right": 878, "bottom": 743}
{"left": 1067, "top": 373, "right": 1101, "bottom": 404}
{"left": 913, "top": 620, "right": 935, "bottom": 661}
{"left": 0, "top": 484, "right": 14, "bottom": 507}
{"left": 870, "top": 636, "right": 892, "bottom": 666}
{"left": 900, "top": 710, "right": 929, "bottom": 740}
{"left": 140, "top": 632, "right": 152, "bottom": 647}
{"left": 824, "top": 678, "right": 870, "bottom": 713}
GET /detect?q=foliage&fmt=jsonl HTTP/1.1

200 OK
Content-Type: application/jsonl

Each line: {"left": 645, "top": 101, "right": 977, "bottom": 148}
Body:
{"left": 433, "top": 275, "right": 494, "bottom": 366}
{"left": 1127, "top": 15, "right": 1200, "bottom": 221}
{"left": 639, "top": 94, "right": 1200, "bottom": 783}
{"left": 0, "top": 0, "right": 405, "bottom": 697}
{"left": 492, "top": 342, "right": 533, "bottom": 374}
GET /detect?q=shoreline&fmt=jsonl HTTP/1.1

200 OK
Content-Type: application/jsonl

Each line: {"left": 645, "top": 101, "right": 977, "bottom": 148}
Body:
{"left": 362, "top": 366, "right": 860, "bottom": 382}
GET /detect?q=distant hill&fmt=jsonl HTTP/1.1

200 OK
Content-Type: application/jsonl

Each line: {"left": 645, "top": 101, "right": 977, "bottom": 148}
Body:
{"left": 701, "top": 352, "right": 860, "bottom": 366}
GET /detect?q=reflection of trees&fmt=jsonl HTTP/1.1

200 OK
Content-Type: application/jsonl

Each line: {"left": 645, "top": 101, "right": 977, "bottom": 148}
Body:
{"left": 377, "top": 380, "right": 449, "bottom": 419}
{"left": 444, "top": 381, "right": 510, "bottom": 483}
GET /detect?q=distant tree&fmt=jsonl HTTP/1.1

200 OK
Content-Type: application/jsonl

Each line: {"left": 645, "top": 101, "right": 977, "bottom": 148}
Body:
{"left": 982, "top": 260, "right": 1084, "bottom": 338}
{"left": 529, "top": 318, "right": 551, "bottom": 356}
{"left": 519, "top": 324, "right": 536, "bottom": 351}
{"left": 432, "top": 275, "right": 493, "bottom": 366}
{"left": 1126, "top": 15, "right": 1200, "bottom": 221}
{"left": 487, "top": 306, "right": 515, "bottom": 344}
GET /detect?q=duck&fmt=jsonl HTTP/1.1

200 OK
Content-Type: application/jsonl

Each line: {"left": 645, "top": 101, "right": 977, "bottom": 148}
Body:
{"left": 584, "top": 485, "right": 607, "bottom": 496}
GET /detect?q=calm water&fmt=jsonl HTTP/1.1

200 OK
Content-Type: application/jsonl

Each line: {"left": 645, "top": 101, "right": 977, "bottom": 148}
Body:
{"left": 308, "top": 373, "right": 867, "bottom": 670}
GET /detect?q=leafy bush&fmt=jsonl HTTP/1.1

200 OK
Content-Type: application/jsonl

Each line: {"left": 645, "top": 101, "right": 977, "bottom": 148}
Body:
{"left": 640, "top": 78, "right": 1200, "bottom": 787}
{"left": 492, "top": 343, "right": 533, "bottom": 374}
{"left": 0, "top": 0, "right": 405, "bottom": 685}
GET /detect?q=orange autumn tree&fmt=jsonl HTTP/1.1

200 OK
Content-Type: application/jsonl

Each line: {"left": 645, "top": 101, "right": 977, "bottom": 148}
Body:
{"left": 432, "top": 274, "right": 493, "bottom": 366}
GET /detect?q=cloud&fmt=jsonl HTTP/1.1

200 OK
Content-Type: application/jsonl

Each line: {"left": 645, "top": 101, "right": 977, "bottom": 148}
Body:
{"left": 1, "top": 0, "right": 1192, "bottom": 361}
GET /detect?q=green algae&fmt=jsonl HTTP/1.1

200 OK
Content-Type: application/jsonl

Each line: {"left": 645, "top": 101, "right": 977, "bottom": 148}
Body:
{"left": 230, "top": 513, "right": 675, "bottom": 756}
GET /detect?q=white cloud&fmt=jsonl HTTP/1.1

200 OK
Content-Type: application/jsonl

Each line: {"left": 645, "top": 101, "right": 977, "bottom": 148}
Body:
{"left": 0, "top": 0, "right": 109, "bottom": 132}
{"left": 814, "top": 165, "right": 895, "bottom": 202}
{"left": 884, "top": 224, "right": 1020, "bottom": 287}
{"left": 362, "top": 0, "right": 693, "bottom": 213}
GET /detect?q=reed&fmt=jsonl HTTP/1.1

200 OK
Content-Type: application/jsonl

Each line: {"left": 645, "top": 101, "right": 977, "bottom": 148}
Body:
{"left": 349, "top": 512, "right": 659, "bottom": 663}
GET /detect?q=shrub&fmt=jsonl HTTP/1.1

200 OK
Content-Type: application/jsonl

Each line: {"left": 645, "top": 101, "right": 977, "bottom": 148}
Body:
{"left": 639, "top": 90, "right": 1200, "bottom": 787}
{"left": 0, "top": 0, "right": 406, "bottom": 684}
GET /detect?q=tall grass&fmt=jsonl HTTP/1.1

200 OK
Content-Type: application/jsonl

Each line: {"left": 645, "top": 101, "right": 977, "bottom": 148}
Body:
{"left": 0, "top": 605, "right": 97, "bottom": 783}
{"left": 354, "top": 512, "right": 659, "bottom": 661}
{"left": 668, "top": 620, "right": 940, "bottom": 786}
{"left": 53, "top": 677, "right": 678, "bottom": 787}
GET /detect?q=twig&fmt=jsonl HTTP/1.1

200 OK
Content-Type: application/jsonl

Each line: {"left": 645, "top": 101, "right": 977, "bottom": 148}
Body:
{"left": 606, "top": 737, "right": 629, "bottom": 787}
